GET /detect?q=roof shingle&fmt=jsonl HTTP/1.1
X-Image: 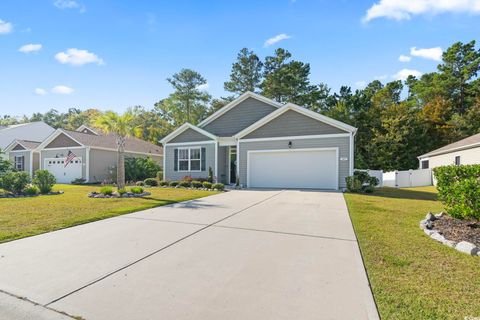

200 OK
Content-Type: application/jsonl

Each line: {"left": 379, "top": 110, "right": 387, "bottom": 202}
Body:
{"left": 420, "top": 133, "right": 480, "bottom": 157}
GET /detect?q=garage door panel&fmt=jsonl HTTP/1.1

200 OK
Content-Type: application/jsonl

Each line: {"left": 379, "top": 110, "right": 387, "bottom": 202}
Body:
{"left": 248, "top": 149, "right": 337, "bottom": 189}
{"left": 45, "top": 157, "right": 83, "bottom": 184}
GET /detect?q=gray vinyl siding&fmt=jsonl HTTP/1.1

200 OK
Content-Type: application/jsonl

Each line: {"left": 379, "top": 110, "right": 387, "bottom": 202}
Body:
{"left": 32, "top": 152, "right": 40, "bottom": 173}
{"left": 238, "top": 137, "right": 351, "bottom": 189}
{"left": 164, "top": 143, "right": 215, "bottom": 181}
{"left": 40, "top": 148, "right": 87, "bottom": 180}
{"left": 169, "top": 128, "right": 213, "bottom": 143}
{"left": 9, "top": 150, "right": 31, "bottom": 174}
{"left": 201, "top": 97, "right": 278, "bottom": 136}
{"left": 243, "top": 110, "right": 347, "bottom": 139}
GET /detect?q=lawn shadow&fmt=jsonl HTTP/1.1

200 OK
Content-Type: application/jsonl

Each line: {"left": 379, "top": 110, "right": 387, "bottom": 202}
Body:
{"left": 364, "top": 187, "right": 438, "bottom": 201}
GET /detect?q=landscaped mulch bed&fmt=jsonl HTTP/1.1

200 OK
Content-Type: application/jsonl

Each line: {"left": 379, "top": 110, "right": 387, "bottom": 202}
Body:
{"left": 433, "top": 215, "right": 480, "bottom": 247}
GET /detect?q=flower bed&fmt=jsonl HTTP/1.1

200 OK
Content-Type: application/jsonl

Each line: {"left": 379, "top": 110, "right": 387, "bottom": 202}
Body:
{"left": 88, "top": 191, "right": 151, "bottom": 198}
{"left": 420, "top": 212, "right": 480, "bottom": 256}
{"left": 0, "top": 191, "right": 64, "bottom": 198}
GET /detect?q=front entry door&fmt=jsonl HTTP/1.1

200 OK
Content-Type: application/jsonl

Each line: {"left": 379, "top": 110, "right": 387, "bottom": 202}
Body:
{"left": 229, "top": 146, "right": 237, "bottom": 184}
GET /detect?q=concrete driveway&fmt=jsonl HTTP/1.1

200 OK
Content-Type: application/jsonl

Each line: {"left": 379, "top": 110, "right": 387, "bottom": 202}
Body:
{"left": 0, "top": 190, "right": 379, "bottom": 320}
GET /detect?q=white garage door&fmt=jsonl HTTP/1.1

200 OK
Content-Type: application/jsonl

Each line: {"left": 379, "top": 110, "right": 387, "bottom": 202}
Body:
{"left": 248, "top": 148, "right": 338, "bottom": 189}
{"left": 45, "top": 157, "right": 83, "bottom": 184}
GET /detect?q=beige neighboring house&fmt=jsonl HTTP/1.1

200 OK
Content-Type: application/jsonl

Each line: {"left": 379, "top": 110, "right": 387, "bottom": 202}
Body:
{"left": 4, "top": 140, "right": 42, "bottom": 176}
{"left": 13, "top": 126, "right": 164, "bottom": 183}
{"left": 418, "top": 132, "right": 480, "bottom": 170}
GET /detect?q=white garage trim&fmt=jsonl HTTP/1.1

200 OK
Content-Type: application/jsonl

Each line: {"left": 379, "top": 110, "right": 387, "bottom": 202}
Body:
{"left": 239, "top": 133, "right": 350, "bottom": 143}
{"left": 246, "top": 147, "right": 339, "bottom": 189}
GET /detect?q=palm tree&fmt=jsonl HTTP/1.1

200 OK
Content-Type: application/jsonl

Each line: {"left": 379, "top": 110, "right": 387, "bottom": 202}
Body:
{"left": 94, "top": 111, "right": 135, "bottom": 189}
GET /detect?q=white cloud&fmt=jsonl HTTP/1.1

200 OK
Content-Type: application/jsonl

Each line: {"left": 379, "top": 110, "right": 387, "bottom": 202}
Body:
{"left": 398, "top": 54, "right": 411, "bottom": 62}
{"left": 393, "top": 68, "right": 422, "bottom": 80}
{"left": 0, "top": 19, "right": 13, "bottom": 34}
{"left": 355, "top": 81, "right": 367, "bottom": 88}
{"left": 197, "top": 83, "right": 209, "bottom": 91}
{"left": 410, "top": 46, "right": 443, "bottom": 61}
{"left": 363, "top": 0, "right": 480, "bottom": 22}
{"left": 264, "top": 33, "right": 292, "bottom": 47}
{"left": 51, "top": 85, "right": 74, "bottom": 94}
{"left": 19, "top": 44, "right": 42, "bottom": 53}
{"left": 53, "top": 0, "right": 86, "bottom": 12}
{"left": 34, "top": 88, "right": 47, "bottom": 96}
{"left": 55, "top": 48, "right": 104, "bottom": 66}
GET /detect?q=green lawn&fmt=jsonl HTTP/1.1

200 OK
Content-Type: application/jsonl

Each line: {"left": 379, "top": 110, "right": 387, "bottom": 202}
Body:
{"left": 0, "top": 184, "right": 218, "bottom": 243}
{"left": 345, "top": 187, "right": 480, "bottom": 320}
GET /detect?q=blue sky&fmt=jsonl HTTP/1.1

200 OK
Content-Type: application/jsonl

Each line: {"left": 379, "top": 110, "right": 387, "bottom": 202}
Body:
{"left": 1, "top": 0, "right": 479, "bottom": 116}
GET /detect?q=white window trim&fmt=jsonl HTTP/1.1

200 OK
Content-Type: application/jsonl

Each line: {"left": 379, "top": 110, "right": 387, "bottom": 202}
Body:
{"left": 14, "top": 155, "right": 25, "bottom": 171}
{"left": 177, "top": 147, "right": 203, "bottom": 172}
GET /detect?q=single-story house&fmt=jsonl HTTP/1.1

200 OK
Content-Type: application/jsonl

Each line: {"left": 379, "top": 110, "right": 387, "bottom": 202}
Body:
{"left": 6, "top": 126, "right": 163, "bottom": 183}
{"left": 0, "top": 121, "right": 54, "bottom": 151}
{"left": 161, "top": 92, "right": 357, "bottom": 190}
{"left": 418, "top": 132, "right": 480, "bottom": 170}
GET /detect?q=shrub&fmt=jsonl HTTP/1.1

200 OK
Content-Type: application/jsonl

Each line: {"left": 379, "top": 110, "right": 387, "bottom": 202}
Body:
{"left": 144, "top": 178, "right": 158, "bottom": 186}
{"left": 100, "top": 186, "right": 114, "bottom": 196}
{"left": 212, "top": 183, "right": 224, "bottom": 190}
{"left": 159, "top": 180, "right": 169, "bottom": 186}
{"left": 23, "top": 184, "right": 39, "bottom": 196}
{"left": 208, "top": 167, "right": 213, "bottom": 183}
{"left": 202, "top": 181, "right": 212, "bottom": 189}
{"left": 156, "top": 170, "right": 163, "bottom": 180}
{"left": 1, "top": 171, "right": 31, "bottom": 194}
{"left": 117, "top": 188, "right": 127, "bottom": 196}
{"left": 191, "top": 181, "right": 203, "bottom": 188}
{"left": 179, "top": 181, "right": 191, "bottom": 188}
{"left": 130, "top": 186, "right": 144, "bottom": 194}
{"left": 181, "top": 176, "right": 193, "bottom": 182}
{"left": 136, "top": 181, "right": 145, "bottom": 186}
{"left": 434, "top": 165, "right": 480, "bottom": 220}
{"left": 33, "top": 170, "right": 56, "bottom": 194}
{"left": 125, "top": 157, "right": 161, "bottom": 181}
{"left": 169, "top": 181, "right": 179, "bottom": 187}
{"left": 346, "top": 171, "right": 379, "bottom": 193}
{"left": 71, "top": 178, "right": 86, "bottom": 185}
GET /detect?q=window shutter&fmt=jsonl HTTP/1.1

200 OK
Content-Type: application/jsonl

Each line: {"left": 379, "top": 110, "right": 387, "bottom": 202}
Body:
{"left": 174, "top": 149, "right": 178, "bottom": 171}
{"left": 21, "top": 156, "right": 24, "bottom": 171}
{"left": 201, "top": 147, "right": 206, "bottom": 171}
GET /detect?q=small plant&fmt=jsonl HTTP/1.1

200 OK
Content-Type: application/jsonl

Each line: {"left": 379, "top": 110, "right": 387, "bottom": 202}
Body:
{"left": 212, "top": 183, "right": 224, "bottom": 190}
{"left": 159, "top": 180, "right": 169, "bottom": 186}
{"left": 181, "top": 175, "right": 193, "bottom": 182}
{"left": 208, "top": 167, "right": 213, "bottom": 183}
{"left": 33, "top": 170, "right": 56, "bottom": 194}
{"left": 156, "top": 170, "right": 163, "bottom": 180}
{"left": 71, "top": 178, "right": 86, "bottom": 185}
{"left": 191, "top": 180, "right": 203, "bottom": 188}
{"left": 130, "top": 186, "right": 144, "bottom": 194}
{"left": 100, "top": 186, "right": 114, "bottom": 196}
{"left": 23, "top": 184, "right": 39, "bottom": 196}
{"left": 135, "top": 181, "right": 145, "bottom": 186}
{"left": 179, "top": 181, "right": 191, "bottom": 188}
{"left": 144, "top": 178, "right": 158, "bottom": 187}
{"left": 202, "top": 181, "right": 212, "bottom": 189}
{"left": 0, "top": 171, "right": 31, "bottom": 194}
{"left": 169, "top": 181, "right": 179, "bottom": 187}
{"left": 117, "top": 188, "right": 127, "bottom": 196}
{"left": 346, "top": 171, "right": 379, "bottom": 193}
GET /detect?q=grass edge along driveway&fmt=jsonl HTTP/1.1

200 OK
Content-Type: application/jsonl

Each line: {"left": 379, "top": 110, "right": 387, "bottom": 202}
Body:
{"left": 345, "top": 186, "right": 480, "bottom": 320}
{"left": 0, "top": 184, "right": 218, "bottom": 243}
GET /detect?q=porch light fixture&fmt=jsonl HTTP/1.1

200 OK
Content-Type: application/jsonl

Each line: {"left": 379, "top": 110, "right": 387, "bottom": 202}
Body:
{"left": 288, "top": 141, "right": 292, "bottom": 148}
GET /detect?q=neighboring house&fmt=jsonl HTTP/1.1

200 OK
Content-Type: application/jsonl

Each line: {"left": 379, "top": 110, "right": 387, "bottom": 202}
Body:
{"left": 418, "top": 132, "right": 480, "bottom": 170}
{"left": 4, "top": 140, "right": 41, "bottom": 176}
{"left": 0, "top": 122, "right": 55, "bottom": 151}
{"left": 161, "top": 92, "right": 357, "bottom": 190}
{"left": 11, "top": 126, "right": 164, "bottom": 183}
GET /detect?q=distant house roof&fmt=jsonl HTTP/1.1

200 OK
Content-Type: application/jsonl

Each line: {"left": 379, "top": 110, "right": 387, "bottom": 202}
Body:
{"left": 419, "top": 132, "right": 480, "bottom": 158}
{"left": 60, "top": 129, "right": 163, "bottom": 155}
{"left": 0, "top": 121, "right": 55, "bottom": 150}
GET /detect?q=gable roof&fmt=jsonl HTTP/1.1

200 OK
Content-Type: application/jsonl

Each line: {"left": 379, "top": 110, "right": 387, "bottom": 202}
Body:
{"left": 419, "top": 132, "right": 480, "bottom": 158}
{"left": 234, "top": 103, "right": 357, "bottom": 139}
{"left": 76, "top": 125, "right": 99, "bottom": 135}
{"left": 160, "top": 123, "right": 218, "bottom": 145}
{"left": 197, "top": 91, "right": 283, "bottom": 128}
{"left": 4, "top": 139, "right": 42, "bottom": 152}
{"left": 37, "top": 129, "right": 163, "bottom": 155}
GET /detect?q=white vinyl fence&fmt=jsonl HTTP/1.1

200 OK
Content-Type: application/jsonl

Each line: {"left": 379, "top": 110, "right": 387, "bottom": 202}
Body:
{"left": 355, "top": 169, "right": 433, "bottom": 188}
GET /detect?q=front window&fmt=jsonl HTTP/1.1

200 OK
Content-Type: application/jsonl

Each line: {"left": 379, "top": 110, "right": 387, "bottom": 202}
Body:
{"left": 421, "top": 160, "right": 429, "bottom": 169}
{"left": 178, "top": 147, "right": 202, "bottom": 171}
{"left": 14, "top": 156, "right": 24, "bottom": 171}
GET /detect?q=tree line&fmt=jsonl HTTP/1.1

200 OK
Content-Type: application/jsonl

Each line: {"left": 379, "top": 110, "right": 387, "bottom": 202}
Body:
{"left": 2, "top": 40, "right": 479, "bottom": 171}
